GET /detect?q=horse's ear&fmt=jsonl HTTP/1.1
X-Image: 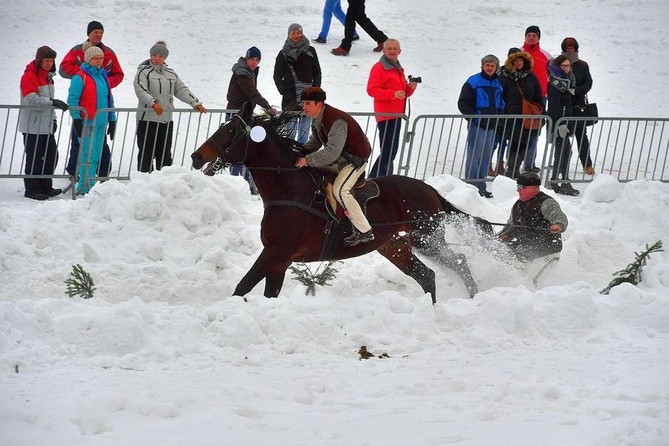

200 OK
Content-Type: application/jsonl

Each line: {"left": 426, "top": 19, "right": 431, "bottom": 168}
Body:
{"left": 239, "top": 102, "right": 254, "bottom": 122}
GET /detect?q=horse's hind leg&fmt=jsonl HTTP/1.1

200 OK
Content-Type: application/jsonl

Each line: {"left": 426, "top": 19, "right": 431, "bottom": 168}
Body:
{"left": 377, "top": 236, "right": 437, "bottom": 304}
{"left": 420, "top": 245, "right": 478, "bottom": 298}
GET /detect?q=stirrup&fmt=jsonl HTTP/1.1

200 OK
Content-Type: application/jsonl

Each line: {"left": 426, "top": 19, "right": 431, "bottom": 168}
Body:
{"left": 344, "top": 229, "right": 374, "bottom": 247}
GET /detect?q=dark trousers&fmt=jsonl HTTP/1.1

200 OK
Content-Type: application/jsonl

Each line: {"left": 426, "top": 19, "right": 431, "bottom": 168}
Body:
{"left": 23, "top": 133, "right": 58, "bottom": 196}
{"left": 551, "top": 136, "right": 572, "bottom": 181}
{"left": 369, "top": 118, "right": 402, "bottom": 178}
{"left": 340, "top": 0, "right": 388, "bottom": 51}
{"left": 574, "top": 124, "right": 592, "bottom": 169}
{"left": 136, "top": 120, "right": 174, "bottom": 173}
{"left": 66, "top": 128, "right": 111, "bottom": 176}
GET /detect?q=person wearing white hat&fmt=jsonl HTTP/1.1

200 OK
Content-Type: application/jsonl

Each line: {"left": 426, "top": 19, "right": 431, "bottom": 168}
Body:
{"left": 66, "top": 44, "right": 117, "bottom": 195}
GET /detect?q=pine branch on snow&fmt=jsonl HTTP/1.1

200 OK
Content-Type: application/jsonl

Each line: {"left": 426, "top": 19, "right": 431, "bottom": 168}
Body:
{"left": 600, "top": 240, "right": 663, "bottom": 295}
{"left": 289, "top": 261, "right": 340, "bottom": 296}
{"left": 64, "top": 264, "right": 96, "bottom": 299}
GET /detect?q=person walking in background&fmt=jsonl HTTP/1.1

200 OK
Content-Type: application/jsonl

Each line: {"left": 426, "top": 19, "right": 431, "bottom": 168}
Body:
{"left": 59, "top": 21, "right": 123, "bottom": 178}
{"left": 294, "top": 87, "right": 374, "bottom": 246}
{"left": 314, "top": 0, "right": 359, "bottom": 44}
{"left": 19, "top": 46, "right": 69, "bottom": 200}
{"left": 331, "top": 0, "right": 388, "bottom": 56}
{"left": 457, "top": 54, "right": 505, "bottom": 198}
{"left": 134, "top": 41, "right": 206, "bottom": 173}
{"left": 521, "top": 25, "right": 552, "bottom": 173}
{"left": 561, "top": 37, "right": 594, "bottom": 175}
{"left": 67, "top": 46, "right": 116, "bottom": 195}
{"left": 274, "top": 24, "right": 322, "bottom": 144}
{"left": 498, "top": 171, "right": 568, "bottom": 262}
{"left": 366, "top": 38, "right": 417, "bottom": 177}
{"left": 226, "top": 46, "right": 278, "bottom": 195}
{"left": 547, "top": 55, "right": 580, "bottom": 196}
{"left": 498, "top": 48, "right": 543, "bottom": 179}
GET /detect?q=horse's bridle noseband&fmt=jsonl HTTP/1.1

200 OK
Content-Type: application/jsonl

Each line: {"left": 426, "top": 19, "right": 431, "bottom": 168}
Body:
{"left": 208, "top": 114, "right": 252, "bottom": 174}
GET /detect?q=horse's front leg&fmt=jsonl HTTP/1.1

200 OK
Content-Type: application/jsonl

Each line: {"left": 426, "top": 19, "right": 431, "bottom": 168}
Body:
{"left": 232, "top": 249, "right": 292, "bottom": 299}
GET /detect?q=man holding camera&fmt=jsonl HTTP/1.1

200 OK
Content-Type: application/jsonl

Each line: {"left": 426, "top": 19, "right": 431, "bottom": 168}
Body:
{"left": 366, "top": 39, "right": 418, "bottom": 177}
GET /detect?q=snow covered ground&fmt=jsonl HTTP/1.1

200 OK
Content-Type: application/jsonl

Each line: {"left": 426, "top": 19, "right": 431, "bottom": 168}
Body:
{"left": 1, "top": 1, "right": 668, "bottom": 445}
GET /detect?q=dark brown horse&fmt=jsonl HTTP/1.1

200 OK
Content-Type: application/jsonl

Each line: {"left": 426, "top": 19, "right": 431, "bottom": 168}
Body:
{"left": 191, "top": 103, "right": 492, "bottom": 303}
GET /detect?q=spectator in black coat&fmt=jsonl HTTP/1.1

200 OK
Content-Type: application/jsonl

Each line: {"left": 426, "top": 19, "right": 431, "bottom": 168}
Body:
{"left": 547, "top": 55, "right": 580, "bottom": 196}
{"left": 561, "top": 37, "right": 594, "bottom": 174}
{"left": 274, "top": 23, "right": 322, "bottom": 144}
{"left": 498, "top": 48, "right": 543, "bottom": 179}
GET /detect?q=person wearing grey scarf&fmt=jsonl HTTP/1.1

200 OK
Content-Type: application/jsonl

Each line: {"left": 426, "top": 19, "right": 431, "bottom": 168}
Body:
{"left": 273, "top": 23, "right": 322, "bottom": 144}
{"left": 547, "top": 55, "right": 580, "bottom": 196}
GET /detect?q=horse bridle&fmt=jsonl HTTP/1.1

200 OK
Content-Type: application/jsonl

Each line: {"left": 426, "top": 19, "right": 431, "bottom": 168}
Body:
{"left": 207, "top": 114, "right": 252, "bottom": 174}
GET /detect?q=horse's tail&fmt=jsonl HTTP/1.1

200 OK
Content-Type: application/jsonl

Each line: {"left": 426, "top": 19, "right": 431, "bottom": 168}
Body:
{"left": 435, "top": 189, "right": 494, "bottom": 235}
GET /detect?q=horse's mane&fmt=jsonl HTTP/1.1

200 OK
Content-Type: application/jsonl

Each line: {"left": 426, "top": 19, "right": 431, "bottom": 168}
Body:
{"left": 252, "top": 113, "right": 305, "bottom": 155}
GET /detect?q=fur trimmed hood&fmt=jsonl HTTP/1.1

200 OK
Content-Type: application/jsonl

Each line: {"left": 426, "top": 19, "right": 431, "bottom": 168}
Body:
{"left": 504, "top": 51, "right": 534, "bottom": 72}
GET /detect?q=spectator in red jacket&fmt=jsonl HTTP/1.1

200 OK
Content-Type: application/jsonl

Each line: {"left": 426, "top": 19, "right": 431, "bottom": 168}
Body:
{"left": 521, "top": 25, "right": 552, "bottom": 173}
{"left": 59, "top": 21, "right": 124, "bottom": 178}
{"left": 366, "top": 39, "right": 417, "bottom": 177}
{"left": 19, "top": 46, "right": 69, "bottom": 200}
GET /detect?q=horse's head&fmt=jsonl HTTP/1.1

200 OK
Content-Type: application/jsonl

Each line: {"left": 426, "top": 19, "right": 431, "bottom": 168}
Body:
{"left": 191, "top": 102, "right": 255, "bottom": 170}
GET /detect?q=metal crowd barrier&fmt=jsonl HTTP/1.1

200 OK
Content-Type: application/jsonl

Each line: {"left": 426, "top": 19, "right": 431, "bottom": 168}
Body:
{"left": 402, "top": 114, "right": 669, "bottom": 185}
{"left": 1, "top": 104, "right": 667, "bottom": 201}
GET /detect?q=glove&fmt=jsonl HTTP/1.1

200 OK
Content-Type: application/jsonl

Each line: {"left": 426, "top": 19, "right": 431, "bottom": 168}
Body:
{"left": 52, "top": 99, "right": 69, "bottom": 111}
{"left": 107, "top": 121, "right": 116, "bottom": 140}
{"left": 52, "top": 120, "right": 57, "bottom": 134}
{"left": 72, "top": 119, "right": 83, "bottom": 137}
{"left": 194, "top": 104, "right": 207, "bottom": 114}
{"left": 152, "top": 102, "right": 163, "bottom": 116}
{"left": 557, "top": 124, "right": 569, "bottom": 138}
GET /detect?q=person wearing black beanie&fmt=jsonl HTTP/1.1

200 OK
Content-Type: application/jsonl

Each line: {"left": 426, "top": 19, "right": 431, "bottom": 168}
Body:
{"left": 497, "top": 171, "right": 569, "bottom": 262}
{"left": 521, "top": 25, "right": 552, "bottom": 173}
{"left": 87, "top": 21, "right": 104, "bottom": 36}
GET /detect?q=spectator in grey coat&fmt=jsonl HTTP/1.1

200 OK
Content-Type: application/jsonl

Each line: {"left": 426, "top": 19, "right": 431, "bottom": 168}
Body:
{"left": 19, "top": 46, "right": 69, "bottom": 200}
{"left": 134, "top": 41, "right": 206, "bottom": 173}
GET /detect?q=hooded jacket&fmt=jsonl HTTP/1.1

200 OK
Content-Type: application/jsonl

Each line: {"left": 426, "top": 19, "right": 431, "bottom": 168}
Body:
{"left": 226, "top": 57, "right": 271, "bottom": 111}
{"left": 19, "top": 59, "right": 57, "bottom": 134}
{"left": 134, "top": 60, "right": 202, "bottom": 123}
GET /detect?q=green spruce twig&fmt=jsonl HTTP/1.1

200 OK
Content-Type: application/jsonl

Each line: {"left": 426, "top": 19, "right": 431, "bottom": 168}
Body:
{"left": 601, "top": 240, "right": 663, "bottom": 295}
{"left": 64, "top": 264, "right": 96, "bottom": 299}
{"left": 289, "top": 261, "right": 341, "bottom": 296}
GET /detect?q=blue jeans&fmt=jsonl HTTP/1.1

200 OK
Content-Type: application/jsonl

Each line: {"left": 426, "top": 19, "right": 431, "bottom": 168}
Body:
{"left": 369, "top": 118, "right": 402, "bottom": 178}
{"left": 286, "top": 115, "right": 312, "bottom": 145}
{"left": 319, "top": 0, "right": 358, "bottom": 40}
{"left": 465, "top": 123, "right": 496, "bottom": 192}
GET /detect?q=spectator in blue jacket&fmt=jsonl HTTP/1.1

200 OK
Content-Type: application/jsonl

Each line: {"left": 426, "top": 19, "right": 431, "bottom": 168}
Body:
{"left": 457, "top": 54, "right": 505, "bottom": 198}
{"left": 67, "top": 45, "right": 116, "bottom": 195}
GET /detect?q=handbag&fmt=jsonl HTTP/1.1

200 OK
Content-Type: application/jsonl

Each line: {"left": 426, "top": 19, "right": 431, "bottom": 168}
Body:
{"left": 573, "top": 95, "right": 598, "bottom": 126}
{"left": 517, "top": 83, "right": 544, "bottom": 130}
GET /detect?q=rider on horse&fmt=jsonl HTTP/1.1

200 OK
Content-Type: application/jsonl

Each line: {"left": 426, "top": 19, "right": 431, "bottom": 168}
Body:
{"left": 294, "top": 86, "right": 375, "bottom": 246}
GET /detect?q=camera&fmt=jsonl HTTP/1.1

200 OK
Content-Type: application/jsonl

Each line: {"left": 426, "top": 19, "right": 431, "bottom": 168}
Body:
{"left": 408, "top": 75, "right": 422, "bottom": 83}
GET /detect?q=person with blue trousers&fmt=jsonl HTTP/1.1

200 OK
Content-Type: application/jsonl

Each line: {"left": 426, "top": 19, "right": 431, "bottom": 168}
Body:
{"left": 457, "top": 54, "right": 505, "bottom": 198}
{"left": 67, "top": 45, "right": 116, "bottom": 195}
{"left": 314, "top": 0, "right": 358, "bottom": 44}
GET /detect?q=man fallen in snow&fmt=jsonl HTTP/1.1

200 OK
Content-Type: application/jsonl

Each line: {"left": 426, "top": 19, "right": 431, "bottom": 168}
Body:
{"left": 498, "top": 171, "right": 568, "bottom": 262}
